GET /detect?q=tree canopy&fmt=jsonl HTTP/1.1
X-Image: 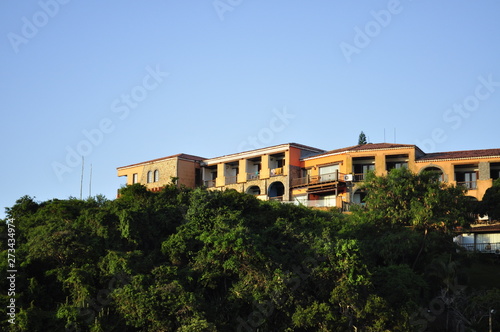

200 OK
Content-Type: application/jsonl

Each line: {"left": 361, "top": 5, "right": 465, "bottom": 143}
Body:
{"left": 358, "top": 131, "right": 367, "bottom": 145}
{"left": 1, "top": 172, "right": 499, "bottom": 331}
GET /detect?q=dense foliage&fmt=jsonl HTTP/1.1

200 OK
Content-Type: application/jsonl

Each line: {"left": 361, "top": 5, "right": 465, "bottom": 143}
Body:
{"left": 1, "top": 169, "right": 499, "bottom": 331}
{"left": 479, "top": 178, "right": 500, "bottom": 221}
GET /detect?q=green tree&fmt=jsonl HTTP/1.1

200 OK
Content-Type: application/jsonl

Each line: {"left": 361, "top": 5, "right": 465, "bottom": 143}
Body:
{"left": 479, "top": 178, "right": 500, "bottom": 221}
{"left": 2, "top": 180, "right": 492, "bottom": 331}
{"left": 358, "top": 131, "right": 367, "bottom": 145}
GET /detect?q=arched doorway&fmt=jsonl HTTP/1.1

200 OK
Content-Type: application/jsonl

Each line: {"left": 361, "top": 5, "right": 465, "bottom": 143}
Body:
{"left": 268, "top": 181, "right": 285, "bottom": 200}
{"left": 246, "top": 185, "right": 261, "bottom": 196}
{"left": 352, "top": 189, "right": 367, "bottom": 205}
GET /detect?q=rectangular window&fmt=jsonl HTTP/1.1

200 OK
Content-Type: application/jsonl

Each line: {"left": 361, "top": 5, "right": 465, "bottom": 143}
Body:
{"left": 387, "top": 162, "right": 408, "bottom": 171}
{"left": 456, "top": 171, "right": 477, "bottom": 189}
{"left": 319, "top": 165, "right": 339, "bottom": 182}
{"left": 132, "top": 173, "right": 138, "bottom": 184}
{"left": 490, "top": 163, "right": 500, "bottom": 180}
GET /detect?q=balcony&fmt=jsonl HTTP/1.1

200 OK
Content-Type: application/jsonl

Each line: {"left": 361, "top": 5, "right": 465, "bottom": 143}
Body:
{"left": 459, "top": 242, "right": 500, "bottom": 253}
{"left": 341, "top": 201, "right": 365, "bottom": 212}
{"left": 247, "top": 172, "right": 260, "bottom": 181}
{"left": 225, "top": 175, "right": 238, "bottom": 185}
{"left": 457, "top": 181, "right": 477, "bottom": 190}
{"left": 353, "top": 173, "right": 367, "bottom": 182}
{"left": 270, "top": 167, "right": 284, "bottom": 177}
{"left": 291, "top": 171, "right": 344, "bottom": 187}
{"left": 299, "top": 199, "right": 336, "bottom": 208}
{"left": 204, "top": 180, "right": 216, "bottom": 188}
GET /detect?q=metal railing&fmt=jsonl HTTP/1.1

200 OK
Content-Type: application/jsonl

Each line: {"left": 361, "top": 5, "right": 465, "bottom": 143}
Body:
{"left": 247, "top": 172, "right": 260, "bottom": 180}
{"left": 459, "top": 242, "right": 500, "bottom": 253}
{"left": 291, "top": 171, "right": 343, "bottom": 187}
{"left": 291, "top": 176, "right": 309, "bottom": 187}
{"left": 299, "top": 199, "right": 336, "bottom": 208}
{"left": 225, "top": 176, "right": 237, "bottom": 185}
{"left": 204, "top": 180, "right": 216, "bottom": 188}
{"left": 341, "top": 201, "right": 365, "bottom": 212}
{"left": 353, "top": 173, "right": 366, "bottom": 182}
{"left": 457, "top": 181, "right": 477, "bottom": 190}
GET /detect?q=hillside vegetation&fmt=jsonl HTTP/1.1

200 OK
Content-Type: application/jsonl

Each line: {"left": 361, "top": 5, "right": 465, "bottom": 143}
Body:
{"left": 2, "top": 168, "right": 499, "bottom": 331}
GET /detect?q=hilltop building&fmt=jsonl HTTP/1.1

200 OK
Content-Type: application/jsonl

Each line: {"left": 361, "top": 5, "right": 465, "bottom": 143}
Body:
{"left": 117, "top": 142, "right": 500, "bottom": 210}
{"left": 117, "top": 142, "right": 500, "bottom": 253}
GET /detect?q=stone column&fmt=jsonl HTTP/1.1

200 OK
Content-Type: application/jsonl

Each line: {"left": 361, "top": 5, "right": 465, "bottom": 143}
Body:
{"left": 479, "top": 162, "right": 491, "bottom": 181}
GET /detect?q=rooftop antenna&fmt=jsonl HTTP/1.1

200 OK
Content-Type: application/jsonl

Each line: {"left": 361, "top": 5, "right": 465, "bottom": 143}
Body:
{"left": 383, "top": 128, "right": 386, "bottom": 142}
{"left": 80, "top": 156, "right": 84, "bottom": 200}
{"left": 394, "top": 128, "right": 396, "bottom": 143}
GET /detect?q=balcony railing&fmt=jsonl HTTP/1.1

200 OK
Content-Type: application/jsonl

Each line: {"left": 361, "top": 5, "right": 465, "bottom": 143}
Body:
{"left": 459, "top": 242, "right": 500, "bottom": 253}
{"left": 291, "top": 171, "right": 343, "bottom": 187}
{"left": 204, "top": 180, "right": 216, "bottom": 188}
{"left": 353, "top": 173, "right": 366, "bottom": 182}
{"left": 247, "top": 172, "right": 260, "bottom": 181}
{"left": 457, "top": 181, "right": 477, "bottom": 190}
{"left": 299, "top": 199, "right": 336, "bottom": 208}
{"left": 269, "top": 196, "right": 283, "bottom": 201}
{"left": 225, "top": 175, "right": 237, "bottom": 185}
{"left": 341, "top": 201, "right": 365, "bottom": 212}
{"left": 291, "top": 176, "right": 309, "bottom": 187}
{"left": 270, "top": 167, "right": 284, "bottom": 177}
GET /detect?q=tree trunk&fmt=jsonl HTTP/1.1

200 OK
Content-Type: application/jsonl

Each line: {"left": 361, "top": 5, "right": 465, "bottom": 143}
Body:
{"left": 412, "top": 228, "right": 428, "bottom": 270}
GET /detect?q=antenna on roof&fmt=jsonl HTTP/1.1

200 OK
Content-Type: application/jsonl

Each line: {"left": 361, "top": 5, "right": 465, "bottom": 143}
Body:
{"left": 394, "top": 128, "right": 396, "bottom": 143}
{"left": 383, "top": 128, "right": 386, "bottom": 142}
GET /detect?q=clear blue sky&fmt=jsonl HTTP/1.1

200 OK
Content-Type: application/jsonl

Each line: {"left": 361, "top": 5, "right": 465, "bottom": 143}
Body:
{"left": 2, "top": 0, "right": 500, "bottom": 218}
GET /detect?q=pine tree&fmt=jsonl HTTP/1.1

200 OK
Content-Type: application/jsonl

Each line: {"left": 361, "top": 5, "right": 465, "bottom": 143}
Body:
{"left": 358, "top": 131, "right": 367, "bottom": 145}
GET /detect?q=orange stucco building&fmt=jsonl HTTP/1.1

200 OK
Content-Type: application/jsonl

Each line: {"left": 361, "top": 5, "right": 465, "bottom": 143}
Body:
{"left": 117, "top": 142, "right": 500, "bottom": 212}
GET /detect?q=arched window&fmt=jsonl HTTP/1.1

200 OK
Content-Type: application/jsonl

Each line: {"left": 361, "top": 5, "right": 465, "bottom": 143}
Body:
{"left": 147, "top": 171, "right": 153, "bottom": 183}
{"left": 154, "top": 170, "right": 159, "bottom": 182}
{"left": 421, "top": 166, "right": 445, "bottom": 182}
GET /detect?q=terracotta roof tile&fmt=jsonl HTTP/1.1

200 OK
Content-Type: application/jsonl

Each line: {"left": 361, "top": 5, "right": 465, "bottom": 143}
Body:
{"left": 117, "top": 153, "right": 205, "bottom": 169}
{"left": 417, "top": 148, "right": 500, "bottom": 162}
{"left": 304, "top": 143, "right": 418, "bottom": 159}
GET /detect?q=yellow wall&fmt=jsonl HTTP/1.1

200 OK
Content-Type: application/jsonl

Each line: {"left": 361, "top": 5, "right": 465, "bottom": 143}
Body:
{"left": 118, "top": 145, "right": 500, "bottom": 204}
{"left": 297, "top": 147, "right": 500, "bottom": 202}
{"left": 415, "top": 157, "right": 500, "bottom": 201}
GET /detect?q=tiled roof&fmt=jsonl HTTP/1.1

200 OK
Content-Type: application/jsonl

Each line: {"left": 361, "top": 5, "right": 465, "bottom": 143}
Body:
{"left": 417, "top": 148, "right": 500, "bottom": 162}
{"left": 466, "top": 223, "right": 500, "bottom": 233}
{"left": 350, "top": 143, "right": 416, "bottom": 151}
{"left": 203, "top": 143, "right": 325, "bottom": 165}
{"left": 304, "top": 143, "right": 418, "bottom": 160}
{"left": 117, "top": 153, "right": 205, "bottom": 169}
